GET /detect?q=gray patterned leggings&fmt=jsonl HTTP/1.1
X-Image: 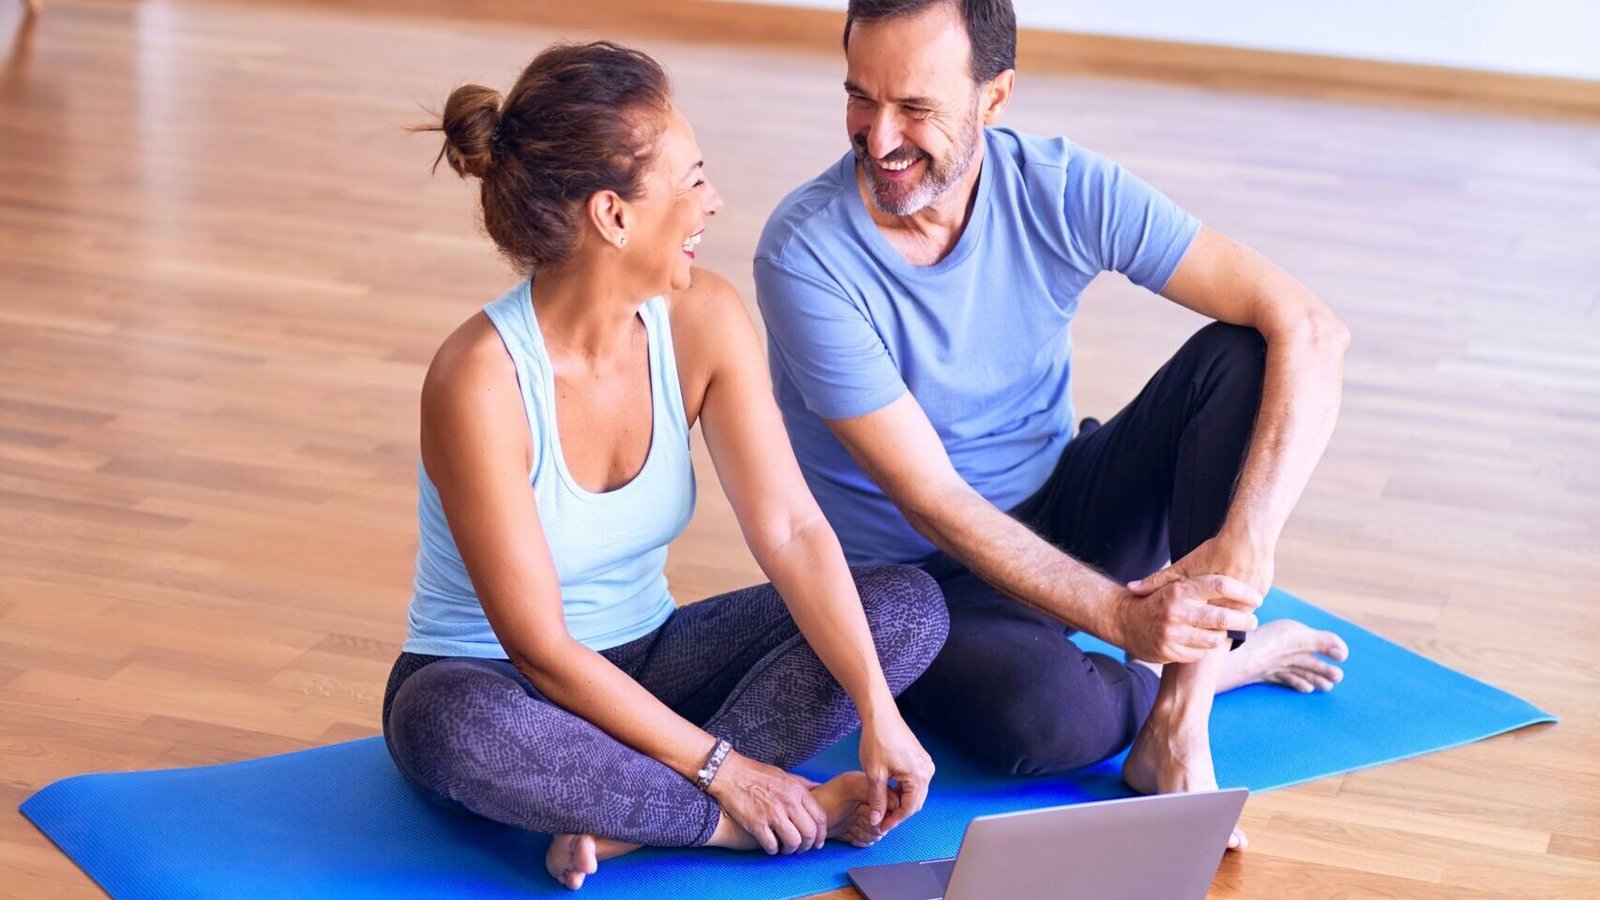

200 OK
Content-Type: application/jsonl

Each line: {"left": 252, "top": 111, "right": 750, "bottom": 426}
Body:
{"left": 382, "top": 565, "right": 948, "bottom": 847}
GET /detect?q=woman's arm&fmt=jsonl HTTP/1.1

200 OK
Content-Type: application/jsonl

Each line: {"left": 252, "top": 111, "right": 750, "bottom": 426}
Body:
{"left": 674, "top": 271, "right": 934, "bottom": 831}
{"left": 419, "top": 313, "right": 824, "bottom": 853}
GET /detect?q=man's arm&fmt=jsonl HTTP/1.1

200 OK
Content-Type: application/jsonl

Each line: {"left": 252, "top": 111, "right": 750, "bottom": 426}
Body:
{"left": 1134, "top": 225, "right": 1350, "bottom": 595}
{"left": 827, "top": 392, "right": 1260, "bottom": 664}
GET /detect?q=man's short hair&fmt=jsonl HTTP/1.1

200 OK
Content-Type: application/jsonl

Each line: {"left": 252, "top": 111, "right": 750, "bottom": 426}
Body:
{"left": 843, "top": 0, "right": 1017, "bottom": 84}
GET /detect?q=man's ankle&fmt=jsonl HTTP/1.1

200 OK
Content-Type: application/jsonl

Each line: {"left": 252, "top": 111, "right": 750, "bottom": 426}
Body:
{"left": 1147, "top": 684, "right": 1215, "bottom": 730}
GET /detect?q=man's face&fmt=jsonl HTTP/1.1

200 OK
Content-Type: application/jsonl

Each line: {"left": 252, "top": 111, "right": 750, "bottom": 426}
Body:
{"left": 845, "top": 4, "right": 984, "bottom": 216}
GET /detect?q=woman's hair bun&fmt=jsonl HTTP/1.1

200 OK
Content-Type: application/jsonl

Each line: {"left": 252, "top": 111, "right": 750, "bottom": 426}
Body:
{"left": 437, "top": 84, "right": 503, "bottom": 179}
{"left": 424, "top": 42, "right": 672, "bottom": 273}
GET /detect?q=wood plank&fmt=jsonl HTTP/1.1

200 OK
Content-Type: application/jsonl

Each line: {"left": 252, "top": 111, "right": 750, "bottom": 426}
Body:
{"left": 0, "top": 1, "right": 1596, "bottom": 897}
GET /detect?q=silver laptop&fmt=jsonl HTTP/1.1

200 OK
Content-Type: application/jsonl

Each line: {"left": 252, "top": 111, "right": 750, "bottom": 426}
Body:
{"left": 848, "top": 788, "right": 1247, "bottom": 900}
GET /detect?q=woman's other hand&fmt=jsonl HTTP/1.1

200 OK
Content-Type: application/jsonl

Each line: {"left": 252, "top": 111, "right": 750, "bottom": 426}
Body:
{"left": 706, "top": 750, "right": 829, "bottom": 854}
{"left": 857, "top": 712, "right": 934, "bottom": 841}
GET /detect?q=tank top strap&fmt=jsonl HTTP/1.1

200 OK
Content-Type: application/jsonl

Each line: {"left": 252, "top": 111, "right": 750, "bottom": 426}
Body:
{"left": 481, "top": 279, "right": 548, "bottom": 474}
{"left": 638, "top": 295, "right": 691, "bottom": 447}
{"left": 482, "top": 283, "right": 689, "bottom": 476}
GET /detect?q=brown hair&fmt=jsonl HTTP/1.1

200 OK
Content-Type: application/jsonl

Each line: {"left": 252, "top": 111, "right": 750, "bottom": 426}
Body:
{"left": 423, "top": 41, "right": 672, "bottom": 273}
{"left": 844, "top": 0, "right": 1016, "bottom": 84}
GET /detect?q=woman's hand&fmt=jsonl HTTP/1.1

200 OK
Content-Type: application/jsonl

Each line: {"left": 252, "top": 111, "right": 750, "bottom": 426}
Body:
{"left": 856, "top": 711, "right": 935, "bottom": 842}
{"left": 706, "top": 750, "right": 828, "bottom": 854}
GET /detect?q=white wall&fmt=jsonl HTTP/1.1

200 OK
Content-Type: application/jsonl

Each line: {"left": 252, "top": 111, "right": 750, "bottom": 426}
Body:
{"left": 724, "top": 0, "right": 1600, "bottom": 82}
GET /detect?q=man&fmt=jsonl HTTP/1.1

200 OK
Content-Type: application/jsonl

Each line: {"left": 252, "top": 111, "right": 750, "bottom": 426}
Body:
{"left": 754, "top": 0, "right": 1351, "bottom": 850}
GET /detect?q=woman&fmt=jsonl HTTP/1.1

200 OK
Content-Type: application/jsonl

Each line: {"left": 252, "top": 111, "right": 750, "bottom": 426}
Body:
{"left": 383, "top": 41, "right": 949, "bottom": 890}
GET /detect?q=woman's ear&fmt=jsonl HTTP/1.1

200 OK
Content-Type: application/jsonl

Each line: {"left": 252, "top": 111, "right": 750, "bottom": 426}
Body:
{"left": 586, "top": 190, "right": 632, "bottom": 249}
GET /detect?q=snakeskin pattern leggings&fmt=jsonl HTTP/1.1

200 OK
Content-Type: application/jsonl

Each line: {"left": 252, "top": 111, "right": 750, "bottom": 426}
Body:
{"left": 382, "top": 564, "right": 948, "bottom": 847}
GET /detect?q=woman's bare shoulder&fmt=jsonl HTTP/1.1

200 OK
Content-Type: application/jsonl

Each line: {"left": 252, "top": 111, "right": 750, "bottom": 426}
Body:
{"left": 666, "top": 266, "right": 754, "bottom": 347}
{"left": 421, "top": 311, "right": 520, "bottom": 424}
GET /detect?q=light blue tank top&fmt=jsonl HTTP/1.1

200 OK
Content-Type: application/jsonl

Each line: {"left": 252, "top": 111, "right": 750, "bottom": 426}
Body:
{"left": 403, "top": 280, "right": 696, "bottom": 656}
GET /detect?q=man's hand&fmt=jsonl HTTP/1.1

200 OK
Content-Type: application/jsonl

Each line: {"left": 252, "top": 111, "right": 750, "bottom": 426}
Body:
{"left": 707, "top": 751, "right": 828, "bottom": 854}
{"left": 1110, "top": 574, "right": 1262, "bottom": 664}
{"left": 1129, "top": 533, "right": 1274, "bottom": 598}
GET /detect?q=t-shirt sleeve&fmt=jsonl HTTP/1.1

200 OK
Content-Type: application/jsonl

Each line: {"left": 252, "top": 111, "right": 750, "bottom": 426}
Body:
{"left": 1064, "top": 145, "right": 1201, "bottom": 292}
{"left": 754, "top": 256, "right": 907, "bottom": 421}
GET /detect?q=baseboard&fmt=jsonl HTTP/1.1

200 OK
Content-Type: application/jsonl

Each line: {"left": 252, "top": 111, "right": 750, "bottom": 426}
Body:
{"left": 312, "top": 0, "right": 1600, "bottom": 119}
{"left": 1018, "top": 29, "right": 1600, "bottom": 119}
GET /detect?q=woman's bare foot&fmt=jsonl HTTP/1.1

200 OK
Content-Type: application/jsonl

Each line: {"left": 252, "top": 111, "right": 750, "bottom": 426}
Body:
{"left": 814, "top": 771, "right": 902, "bottom": 847}
{"left": 705, "top": 770, "right": 889, "bottom": 852}
{"left": 545, "top": 833, "right": 641, "bottom": 890}
{"left": 1122, "top": 713, "right": 1249, "bottom": 851}
{"left": 1218, "top": 619, "right": 1348, "bottom": 694}
{"left": 544, "top": 770, "right": 901, "bottom": 887}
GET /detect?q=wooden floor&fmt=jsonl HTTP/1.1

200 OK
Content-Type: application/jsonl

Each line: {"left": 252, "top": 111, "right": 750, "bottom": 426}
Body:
{"left": 2, "top": 1, "right": 1598, "bottom": 897}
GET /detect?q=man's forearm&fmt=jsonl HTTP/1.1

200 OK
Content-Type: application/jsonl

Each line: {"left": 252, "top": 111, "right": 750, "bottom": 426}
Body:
{"left": 904, "top": 485, "right": 1124, "bottom": 640}
{"left": 1222, "top": 311, "right": 1349, "bottom": 556}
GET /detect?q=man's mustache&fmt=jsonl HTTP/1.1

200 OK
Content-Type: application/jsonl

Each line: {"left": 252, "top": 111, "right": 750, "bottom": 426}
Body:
{"left": 852, "top": 135, "right": 926, "bottom": 166}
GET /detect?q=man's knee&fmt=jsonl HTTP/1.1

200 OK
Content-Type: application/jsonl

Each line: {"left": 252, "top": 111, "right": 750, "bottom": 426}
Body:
{"left": 986, "top": 708, "right": 1106, "bottom": 776}
{"left": 1190, "top": 322, "right": 1267, "bottom": 378}
{"left": 914, "top": 645, "right": 1156, "bottom": 776}
{"left": 981, "top": 680, "right": 1142, "bottom": 776}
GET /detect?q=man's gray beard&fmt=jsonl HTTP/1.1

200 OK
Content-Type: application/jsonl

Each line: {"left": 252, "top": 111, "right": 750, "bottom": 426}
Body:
{"left": 863, "top": 108, "right": 982, "bottom": 217}
{"left": 866, "top": 163, "right": 949, "bottom": 216}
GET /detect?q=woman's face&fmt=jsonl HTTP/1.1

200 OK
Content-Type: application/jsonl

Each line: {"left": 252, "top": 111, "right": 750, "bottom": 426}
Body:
{"left": 624, "top": 104, "right": 722, "bottom": 294}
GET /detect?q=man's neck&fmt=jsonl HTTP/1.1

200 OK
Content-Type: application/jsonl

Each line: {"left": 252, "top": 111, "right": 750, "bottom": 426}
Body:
{"left": 859, "top": 141, "right": 985, "bottom": 267}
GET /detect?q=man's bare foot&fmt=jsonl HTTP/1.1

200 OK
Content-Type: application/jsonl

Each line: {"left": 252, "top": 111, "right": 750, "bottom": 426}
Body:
{"left": 545, "top": 834, "right": 640, "bottom": 890}
{"left": 1122, "top": 713, "right": 1249, "bottom": 852}
{"left": 1117, "top": 620, "right": 1343, "bottom": 854}
{"left": 1218, "top": 619, "right": 1348, "bottom": 694}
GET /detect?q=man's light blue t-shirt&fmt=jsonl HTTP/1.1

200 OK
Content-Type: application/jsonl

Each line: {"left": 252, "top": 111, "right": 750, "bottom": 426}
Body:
{"left": 755, "top": 127, "right": 1200, "bottom": 566}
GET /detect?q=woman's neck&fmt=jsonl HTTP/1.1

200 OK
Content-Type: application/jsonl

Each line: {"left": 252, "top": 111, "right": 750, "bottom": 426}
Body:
{"left": 529, "top": 258, "right": 652, "bottom": 362}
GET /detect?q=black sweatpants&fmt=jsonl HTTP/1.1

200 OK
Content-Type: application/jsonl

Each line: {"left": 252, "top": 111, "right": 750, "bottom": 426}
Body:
{"left": 897, "top": 322, "right": 1267, "bottom": 775}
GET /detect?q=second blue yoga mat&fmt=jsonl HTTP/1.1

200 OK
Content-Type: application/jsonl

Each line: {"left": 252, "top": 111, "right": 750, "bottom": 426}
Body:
{"left": 21, "top": 590, "right": 1555, "bottom": 900}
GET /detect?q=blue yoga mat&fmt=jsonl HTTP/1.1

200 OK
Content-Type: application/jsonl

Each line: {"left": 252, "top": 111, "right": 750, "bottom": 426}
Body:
{"left": 22, "top": 590, "right": 1554, "bottom": 900}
